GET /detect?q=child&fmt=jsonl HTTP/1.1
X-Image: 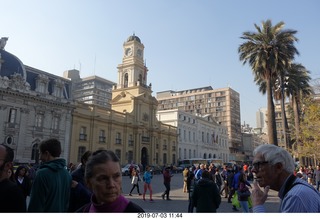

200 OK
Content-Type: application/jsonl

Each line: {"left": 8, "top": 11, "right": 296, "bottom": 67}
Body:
{"left": 237, "top": 173, "right": 251, "bottom": 212}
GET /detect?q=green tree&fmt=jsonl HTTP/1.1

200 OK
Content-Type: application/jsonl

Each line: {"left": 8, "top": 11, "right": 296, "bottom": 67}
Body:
{"left": 298, "top": 97, "right": 320, "bottom": 165}
{"left": 284, "top": 64, "right": 312, "bottom": 154}
{"left": 238, "top": 20, "right": 299, "bottom": 145}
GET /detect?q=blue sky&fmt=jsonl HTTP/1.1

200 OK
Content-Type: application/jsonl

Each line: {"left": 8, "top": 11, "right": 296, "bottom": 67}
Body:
{"left": 2, "top": 0, "right": 319, "bottom": 127}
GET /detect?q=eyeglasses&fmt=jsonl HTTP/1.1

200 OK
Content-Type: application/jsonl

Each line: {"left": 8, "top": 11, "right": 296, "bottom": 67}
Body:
{"left": 252, "top": 161, "right": 269, "bottom": 170}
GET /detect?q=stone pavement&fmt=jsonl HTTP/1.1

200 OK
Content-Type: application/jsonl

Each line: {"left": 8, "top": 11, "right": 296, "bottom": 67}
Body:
{"left": 122, "top": 173, "right": 281, "bottom": 213}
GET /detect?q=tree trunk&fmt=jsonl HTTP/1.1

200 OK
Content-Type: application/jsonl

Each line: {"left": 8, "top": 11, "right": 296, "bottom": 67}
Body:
{"left": 280, "top": 75, "right": 290, "bottom": 150}
{"left": 267, "top": 77, "right": 278, "bottom": 145}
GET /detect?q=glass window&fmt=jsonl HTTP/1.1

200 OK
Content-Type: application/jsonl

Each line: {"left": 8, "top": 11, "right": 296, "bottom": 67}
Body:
{"left": 9, "top": 108, "right": 17, "bottom": 123}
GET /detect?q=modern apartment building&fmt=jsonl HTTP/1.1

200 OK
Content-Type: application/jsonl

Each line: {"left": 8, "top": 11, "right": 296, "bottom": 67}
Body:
{"left": 156, "top": 86, "right": 242, "bottom": 155}
{"left": 64, "top": 69, "right": 115, "bottom": 109}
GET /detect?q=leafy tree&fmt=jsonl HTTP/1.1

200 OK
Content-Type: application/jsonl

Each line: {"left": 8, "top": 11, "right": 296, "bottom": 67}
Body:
{"left": 238, "top": 20, "right": 299, "bottom": 145}
{"left": 298, "top": 97, "right": 320, "bottom": 165}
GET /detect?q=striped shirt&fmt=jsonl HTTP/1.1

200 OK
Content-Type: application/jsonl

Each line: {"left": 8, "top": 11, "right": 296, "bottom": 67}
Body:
{"left": 253, "top": 175, "right": 320, "bottom": 213}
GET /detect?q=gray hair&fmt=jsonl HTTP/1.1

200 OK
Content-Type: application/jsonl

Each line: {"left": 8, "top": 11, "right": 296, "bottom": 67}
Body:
{"left": 253, "top": 144, "right": 295, "bottom": 173}
{"left": 85, "top": 150, "right": 120, "bottom": 180}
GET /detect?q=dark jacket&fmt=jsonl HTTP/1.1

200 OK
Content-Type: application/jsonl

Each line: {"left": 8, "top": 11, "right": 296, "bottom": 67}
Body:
{"left": 16, "top": 176, "right": 31, "bottom": 199}
{"left": 68, "top": 166, "right": 92, "bottom": 212}
{"left": 0, "top": 179, "right": 26, "bottom": 212}
{"left": 192, "top": 178, "right": 221, "bottom": 212}
{"left": 28, "top": 158, "right": 72, "bottom": 212}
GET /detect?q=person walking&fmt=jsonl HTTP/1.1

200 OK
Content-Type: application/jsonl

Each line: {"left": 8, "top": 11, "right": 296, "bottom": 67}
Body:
{"left": 129, "top": 169, "right": 142, "bottom": 196}
{"left": 0, "top": 144, "right": 26, "bottom": 212}
{"left": 182, "top": 167, "right": 189, "bottom": 193}
{"left": 142, "top": 166, "right": 154, "bottom": 202}
{"left": 251, "top": 144, "right": 320, "bottom": 212}
{"left": 186, "top": 172, "right": 195, "bottom": 213}
{"left": 192, "top": 170, "right": 221, "bottom": 212}
{"left": 220, "top": 165, "right": 229, "bottom": 198}
{"left": 237, "top": 173, "right": 251, "bottom": 212}
{"left": 28, "top": 138, "right": 72, "bottom": 212}
{"left": 161, "top": 167, "right": 173, "bottom": 200}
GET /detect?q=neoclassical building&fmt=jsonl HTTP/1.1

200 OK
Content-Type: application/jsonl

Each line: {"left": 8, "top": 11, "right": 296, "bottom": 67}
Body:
{"left": 68, "top": 35, "right": 177, "bottom": 168}
{"left": 157, "top": 109, "right": 230, "bottom": 163}
{"left": 0, "top": 37, "right": 74, "bottom": 164}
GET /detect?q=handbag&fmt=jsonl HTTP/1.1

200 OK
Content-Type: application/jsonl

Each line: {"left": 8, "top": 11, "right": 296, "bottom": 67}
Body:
{"left": 237, "top": 189, "right": 251, "bottom": 198}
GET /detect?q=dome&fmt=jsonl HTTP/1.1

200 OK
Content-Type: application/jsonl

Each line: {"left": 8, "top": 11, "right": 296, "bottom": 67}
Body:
{"left": 0, "top": 49, "right": 26, "bottom": 80}
{"left": 126, "top": 34, "right": 141, "bottom": 43}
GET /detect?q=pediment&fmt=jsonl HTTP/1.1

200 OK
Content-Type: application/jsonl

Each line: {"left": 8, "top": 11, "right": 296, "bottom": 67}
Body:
{"left": 111, "top": 91, "right": 136, "bottom": 104}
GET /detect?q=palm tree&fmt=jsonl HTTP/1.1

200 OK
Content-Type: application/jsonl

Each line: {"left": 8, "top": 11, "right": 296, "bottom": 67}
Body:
{"left": 284, "top": 64, "right": 312, "bottom": 159}
{"left": 238, "top": 20, "right": 299, "bottom": 145}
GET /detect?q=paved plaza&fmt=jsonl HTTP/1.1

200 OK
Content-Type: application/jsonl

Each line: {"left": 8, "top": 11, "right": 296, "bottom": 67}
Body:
{"left": 122, "top": 172, "right": 281, "bottom": 213}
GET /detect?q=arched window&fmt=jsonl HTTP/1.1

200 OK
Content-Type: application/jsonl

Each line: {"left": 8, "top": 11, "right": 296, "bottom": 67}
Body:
{"left": 31, "top": 143, "right": 39, "bottom": 164}
{"left": 124, "top": 73, "right": 128, "bottom": 88}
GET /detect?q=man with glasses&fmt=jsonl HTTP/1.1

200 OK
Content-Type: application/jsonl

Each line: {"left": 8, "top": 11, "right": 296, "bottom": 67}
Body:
{"left": 251, "top": 144, "right": 320, "bottom": 212}
{"left": 0, "top": 144, "right": 26, "bottom": 212}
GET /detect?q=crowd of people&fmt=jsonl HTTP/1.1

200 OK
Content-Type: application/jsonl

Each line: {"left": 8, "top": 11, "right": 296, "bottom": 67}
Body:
{"left": 183, "top": 144, "right": 320, "bottom": 213}
{"left": 0, "top": 138, "right": 144, "bottom": 213}
{"left": 1, "top": 140, "right": 320, "bottom": 213}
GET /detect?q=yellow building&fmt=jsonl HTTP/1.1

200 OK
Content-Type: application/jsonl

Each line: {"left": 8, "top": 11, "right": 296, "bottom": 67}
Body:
{"left": 69, "top": 35, "right": 177, "bottom": 168}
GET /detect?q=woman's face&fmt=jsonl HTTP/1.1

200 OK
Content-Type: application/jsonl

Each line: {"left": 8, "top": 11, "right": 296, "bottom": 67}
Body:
{"left": 87, "top": 161, "right": 122, "bottom": 204}
{"left": 19, "top": 168, "right": 26, "bottom": 176}
{"left": 7, "top": 169, "right": 12, "bottom": 178}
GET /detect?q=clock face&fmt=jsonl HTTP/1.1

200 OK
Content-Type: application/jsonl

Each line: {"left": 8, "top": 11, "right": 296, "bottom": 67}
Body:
{"left": 125, "top": 48, "right": 132, "bottom": 56}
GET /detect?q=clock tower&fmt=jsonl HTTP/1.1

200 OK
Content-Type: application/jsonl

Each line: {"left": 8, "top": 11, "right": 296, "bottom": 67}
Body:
{"left": 112, "top": 34, "right": 156, "bottom": 114}
{"left": 117, "top": 34, "right": 148, "bottom": 89}
{"left": 111, "top": 35, "right": 177, "bottom": 169}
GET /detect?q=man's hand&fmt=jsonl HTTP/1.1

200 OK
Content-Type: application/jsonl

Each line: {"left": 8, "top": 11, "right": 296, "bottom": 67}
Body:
{"left": 252, "top": 180, "right": 269, "bottom": 206}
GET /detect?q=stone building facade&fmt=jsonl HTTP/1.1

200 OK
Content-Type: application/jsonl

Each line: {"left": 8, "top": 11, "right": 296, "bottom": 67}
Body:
{"left": 0, "top": 37, "right": 74, "bottom": 164}
{"left": 68, "top": 35, "right": 177, "bottom": 168}
{"left": 157, "top": 109, "right": 230, "bottom": 163}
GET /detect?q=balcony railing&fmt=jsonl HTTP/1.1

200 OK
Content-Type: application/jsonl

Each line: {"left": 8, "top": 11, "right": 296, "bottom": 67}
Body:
{"left": 128, "top": 140, "right": 134, "bottom": 146}
{"left": 79, "top": 134, "right": 87, "bottom": 141}
{"left": 115, "top": 138, "right": 122, "bottom": 144}
{"left": 99, "top": 136, "right": 106, "bottom": 143}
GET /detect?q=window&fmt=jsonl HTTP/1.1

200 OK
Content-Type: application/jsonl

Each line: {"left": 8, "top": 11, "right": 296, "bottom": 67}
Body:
{"left": 77, "top": 146, "right": 86, "bottom": 162}
{"left": 99, "top": 130, "right": 106, "bottom": 143}
{"left": 128, "top": 134, "right": 134, "bottom": 146}
{"left": 163, "top": 153, "right": 167, "bottom": 165}
{"left": 124, "top": 73, "right": 128, "bottom": 88}
{"left": 8, "top": 108, "right": 17, "bottom": 123}
{"left": 116, "top": 132, "right": 121, "bottom": 144}
{"left": 35, "top": 113, "right": 44, "bottom": 127}
{"left": 128, "top": 151, "right": 133, "bottom": 163}
{"left": 31, "top": 143, "right": 39, "bottom": 164}
{"left": 52, "top": 117, "right": 59, "bottom": 130}
{"left": 202, "top": 132, "right": 204, "bottom": 142}
{"left": 79, "top": 127, "right": 87, "bottom": 141}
